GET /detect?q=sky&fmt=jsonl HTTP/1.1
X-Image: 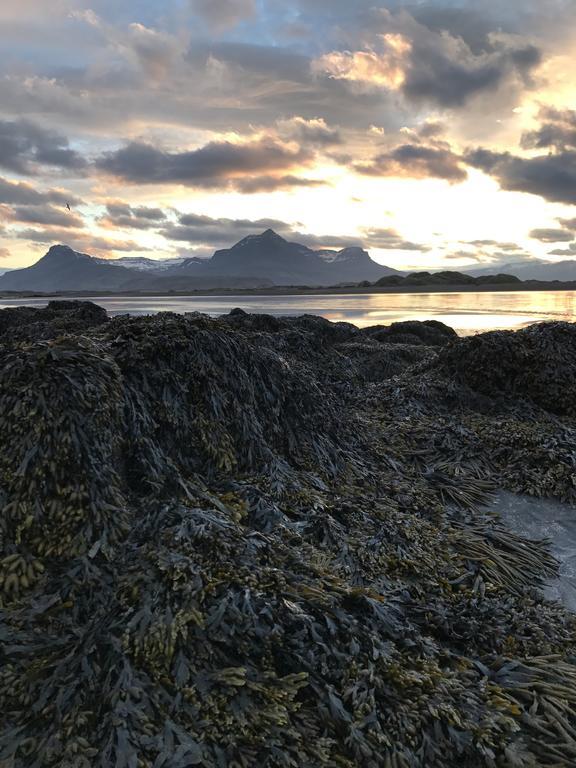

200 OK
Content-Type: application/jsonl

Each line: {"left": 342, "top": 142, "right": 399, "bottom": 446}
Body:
{"left": 1, "top": 0, "right": 576, "bottom": 271}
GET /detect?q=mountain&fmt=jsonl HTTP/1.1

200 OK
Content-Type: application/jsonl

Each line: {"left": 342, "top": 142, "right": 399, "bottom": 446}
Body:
{"left": 0, "top": 245, "right": 273, "bottom": 292}
{"left": 94, "top": 256, "right": 184, "bottom": 272}
{"left": 469, "top": 259, "right": 576, "bottom": 282}
{"left": 0, "top": 231, "right": 398, "bottom": 292}
{"left": 0, "top": 268, "right": 11, "bottom": 277}
{"left": 170, "top": 229, "right": 397, "bottom": 286}
{"left": 0, "top": 245, "right": 140, "bottom": 292}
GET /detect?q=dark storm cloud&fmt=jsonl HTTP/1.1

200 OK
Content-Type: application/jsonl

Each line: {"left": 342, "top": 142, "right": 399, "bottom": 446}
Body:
{"left": 0, "top": 176, "right": 81, "bottom": 206}
{"left": 355, "top": 144, "right": 468, "bottom": 182}
{"left": 529, "top": 228, "right": 575, "bottom": 243}
{"left": 0, "top": 119, "right": 86, "bottom": 175}
{"left": 521, "top": 108, "right": 576, "bottom": 151}
{"left": 96, "top": 138, "right": 313, "bottom": 187}
{"left": 100, "top": 201, "right": 168, "bottom": 230}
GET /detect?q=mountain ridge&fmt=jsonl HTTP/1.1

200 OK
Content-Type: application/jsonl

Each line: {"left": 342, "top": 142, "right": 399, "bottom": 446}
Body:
{"left": 0, "top": 230, "right": 398, "bottom": 291}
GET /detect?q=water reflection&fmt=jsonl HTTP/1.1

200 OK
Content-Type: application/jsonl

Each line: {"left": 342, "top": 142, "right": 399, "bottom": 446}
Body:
{"left": 1, "top": 290, "right": 576, "bottom": 335}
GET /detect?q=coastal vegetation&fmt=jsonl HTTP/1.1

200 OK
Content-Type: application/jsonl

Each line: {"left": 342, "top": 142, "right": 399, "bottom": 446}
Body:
{"left": 0, "top": 302, "right": 576, "bottom": 767}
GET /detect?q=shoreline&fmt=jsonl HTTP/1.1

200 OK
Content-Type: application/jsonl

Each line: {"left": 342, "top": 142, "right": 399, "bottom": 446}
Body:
{"left": 2, "top": 281, "right": 576, "bottom": 299}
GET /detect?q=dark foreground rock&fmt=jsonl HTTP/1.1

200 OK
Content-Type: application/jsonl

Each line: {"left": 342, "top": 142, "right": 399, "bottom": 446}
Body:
{"left": 362, "top": 319, "right": 458, "bottom": 346}
{"left": 0, "top": 300, "right": 108, "bottom": 342}
{"left": 0, "top": 303, "right": 575, "bottom": 768}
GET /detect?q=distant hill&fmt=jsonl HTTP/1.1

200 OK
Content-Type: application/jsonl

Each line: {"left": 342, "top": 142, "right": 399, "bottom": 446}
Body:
{"left": 469, "top": 259, "right": 576, "bottom": 282}
{"left": 374, "top": 271, "right": 521, "bottom": 288}
{"left": 0, "top": 230, "right": 398, "bottom": 292}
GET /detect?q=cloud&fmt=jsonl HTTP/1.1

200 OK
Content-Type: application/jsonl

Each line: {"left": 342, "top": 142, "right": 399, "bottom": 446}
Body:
{"left": 444, "top": 249, "right": 490, "bottom": 263}
{"left": 529, "top": 228, "right": 575, "bottom": 243}
{"left": 403, "top": 39, "right": 540, "bottom": 107}
{"left": 99, "top": 201, "right": 168, "bottom": 230}
{"left": 11, "top": 228, "right": 151, "bottom": 256}
{"left": 521, "top": 108, "right": 576, "bottom": 151}
{"left": 312, "top": 10, "right": 542, "bottom": 108}
{"left": 313, "top": 34, "right": 412, "bottom": 91}
{"left": 549, "top": 244, "right": 576, "bottom": 256}
{"left": 276, "top": 117, "right": 342, "bottom": 147}
{"left": 355, "top": 144, "right": 468, "bottom": 182}
{"left": 123, "top": 22, "right": 187, "bottom": 83}
{"left": 558, "top": 218, "right": 576, "bottom": 230}
{"left": 96, "top": 138, "right": 313, "bottom": 188}
{"left": 160, "top": 213, "right": 294, "bottom": 245}
{"left": 464, "top": 107, "right": 576, "bottom": 205}
{"left": 359, "top": 227, "right": 430, "bottom": 251}
{"left": 159, "top": 214, "right": 426, "bottom": 253}
{"left": 0, "top": 247, "right": 9, "bottom": 259}
{"left": 0, "top": 119, "right": 86, "bottom": 175}
{"left": 190, "top": 0, "right": 256, "bottom": 32}
{"left": 6, "top": 204, "right": 84, "bottom": 229}
{"left": 465, "top": 239, "right": 523, "bottom": 252}
{"left": 468, "top": 149, "right": 576, "bottom": 205}
{"left": 0, "top": 176, "right": 81, "bottom": 206}
{"left": 233, "top": 175, "right": 326, "bottom": 193}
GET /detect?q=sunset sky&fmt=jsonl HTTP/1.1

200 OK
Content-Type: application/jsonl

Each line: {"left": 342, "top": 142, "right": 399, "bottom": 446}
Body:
{"left": 1, "top": 0, "right": 576, "bottom": 270}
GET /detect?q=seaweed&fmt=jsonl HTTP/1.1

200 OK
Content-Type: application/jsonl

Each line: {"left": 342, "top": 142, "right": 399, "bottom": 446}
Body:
{"left": 1, "top": 303, "right": 576, "bottom": 767}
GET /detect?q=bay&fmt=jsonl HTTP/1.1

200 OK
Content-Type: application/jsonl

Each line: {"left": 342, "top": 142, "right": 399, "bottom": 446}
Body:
{"left": 2, "top": 289, "right": 576, "bottom": 334}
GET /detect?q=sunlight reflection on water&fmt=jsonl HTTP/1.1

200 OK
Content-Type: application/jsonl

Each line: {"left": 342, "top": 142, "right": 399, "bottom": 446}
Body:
{"left": 2, "top": 290, "right": 576, "bottom": 335}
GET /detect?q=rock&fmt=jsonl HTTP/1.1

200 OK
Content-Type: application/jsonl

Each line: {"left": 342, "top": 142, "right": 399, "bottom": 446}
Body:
{"left": 362, "top": 319, "right": 458, "bottom": 346}
{"left": 1, "top": 308, "right": 576, "bottom": 767}
{"left": 0, "top": 299, "right": 108, "bottom": 342}
{"left": 433, "top": 321, "right": 576, "bottom": 415}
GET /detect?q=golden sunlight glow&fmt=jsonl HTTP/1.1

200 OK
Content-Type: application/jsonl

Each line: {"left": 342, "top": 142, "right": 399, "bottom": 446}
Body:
{"left": 312, "top": 34, "right": 411, "bottom": 90}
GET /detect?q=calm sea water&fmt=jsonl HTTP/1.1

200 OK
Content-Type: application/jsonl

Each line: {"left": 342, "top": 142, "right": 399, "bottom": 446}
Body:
{"left": 2, "top": 290, "right": 576, "bottom": 335}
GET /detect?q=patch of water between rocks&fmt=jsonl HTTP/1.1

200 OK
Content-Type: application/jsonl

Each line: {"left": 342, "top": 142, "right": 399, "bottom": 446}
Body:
{"left": 490, "top": 491, "right": 576, "bottom": 612}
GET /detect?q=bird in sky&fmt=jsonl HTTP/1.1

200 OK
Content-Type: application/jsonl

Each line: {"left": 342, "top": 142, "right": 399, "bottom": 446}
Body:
{"left": 66, "top": 202, "right": 71, "bottom": 211}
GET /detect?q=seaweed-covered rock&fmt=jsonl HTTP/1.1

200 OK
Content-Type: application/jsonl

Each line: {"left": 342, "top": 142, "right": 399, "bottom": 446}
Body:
{"left": 433, "top": 321, "right": 576, "bottom": 415}
{"left": 0, "top": 300, "right": 108, "bottom": 342}
{"left": 362, "top": 320, "right": 458, "bottom": 347}
{"left": 336, "top": 340, "right": 434, "bottom": 381}
{"left": 1, "top": 305, "right": 576, "bottom": 768}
